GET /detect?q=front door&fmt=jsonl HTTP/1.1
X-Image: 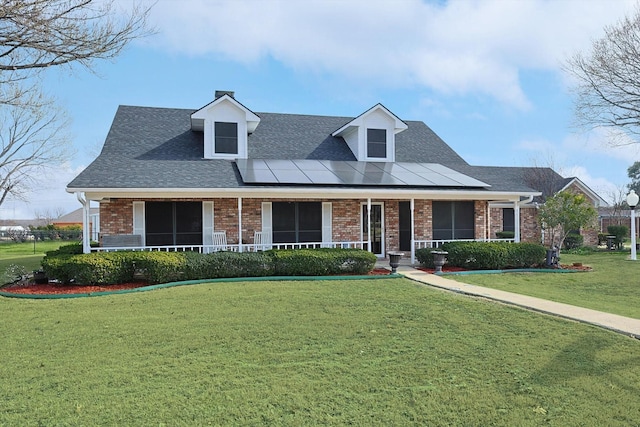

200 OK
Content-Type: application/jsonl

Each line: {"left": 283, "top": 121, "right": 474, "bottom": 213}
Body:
{"left": 362, "top": 203, "right": 384, "bottom": 256}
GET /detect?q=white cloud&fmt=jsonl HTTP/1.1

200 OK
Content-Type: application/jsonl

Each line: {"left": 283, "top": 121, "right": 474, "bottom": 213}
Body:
{"left": 141, "top": 0, "right": 636, "bottom": 109}
{"left": 0, "top": 163, "right": 87, "bottom": 220}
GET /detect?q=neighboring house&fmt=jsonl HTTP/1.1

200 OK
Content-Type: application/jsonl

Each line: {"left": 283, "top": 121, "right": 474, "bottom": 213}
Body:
{"left": 53, "top": 208, "right": 100, "bottom": 241}
{"left": 599, "top": 206, "right": 639, "bottom": 239}
{"left": 66, "top": 91, "right": 606, "bottom": 262}
{"left": 489, "top": 174, "right": 607, "bottom": 247}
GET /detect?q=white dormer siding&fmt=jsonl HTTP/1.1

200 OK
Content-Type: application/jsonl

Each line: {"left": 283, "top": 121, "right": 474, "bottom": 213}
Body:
{"left": 191, "top": 94, "right": 260, "bottom": 159}
{"left": 332, "top": 104, "right": 407, "bottom": 162}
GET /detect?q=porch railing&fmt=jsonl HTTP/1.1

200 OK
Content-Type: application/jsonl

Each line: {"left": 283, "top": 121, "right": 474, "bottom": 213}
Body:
{"left": 92, "top": 241, "right": 368, "bottom": 253}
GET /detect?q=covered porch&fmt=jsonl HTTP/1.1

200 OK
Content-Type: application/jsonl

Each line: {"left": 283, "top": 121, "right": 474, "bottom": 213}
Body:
{"left": 74, "top": 188, "right": 535, "bottom": 265}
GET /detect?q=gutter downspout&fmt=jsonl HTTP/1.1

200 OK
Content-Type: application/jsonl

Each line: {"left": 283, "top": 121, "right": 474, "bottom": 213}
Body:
{"left": 238, "top": 197, "right": 243, "bottom": 253}
{"left": 76, "top": 192, "right": 90, "bottom": 254}
{"left": 515, "top": 195, "right": 534, "bottom": 243}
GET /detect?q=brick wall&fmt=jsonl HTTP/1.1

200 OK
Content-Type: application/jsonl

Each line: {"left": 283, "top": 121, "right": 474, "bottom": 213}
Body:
{"left": 100, "top": 197, "right": 493, "bottom": 249}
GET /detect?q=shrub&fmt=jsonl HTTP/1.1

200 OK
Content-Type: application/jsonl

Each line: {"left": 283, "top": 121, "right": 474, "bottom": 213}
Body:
{"left": 183, "top": 251, "right": 274, "bottom": 280}
{"left": 41, "top": 252, "right": 135, "bottom": 285}
{"left": 495, "top": 231, "right": 515, "bottom": 239}
{"left": 267, "top": 248, "right": 376, "bottom": 276}
{"left": 415, "top": 248, "right": 436, "bottom": 268}
{"left": 607, "top": 225, "right": 628, "bottom": 249}
{"left": 563, "top": 233, "right": 584, "bottom": 250}
{"left": 41, "top": 248, "right": 376, "bottom": 284}
{"left": 416, "top": 242, "right": 546, "bottom": 270}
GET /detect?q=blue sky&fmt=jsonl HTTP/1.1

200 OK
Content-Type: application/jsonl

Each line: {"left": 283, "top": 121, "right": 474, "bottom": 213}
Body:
{"left": 3, "top": 0, "right": 640, "bottom": 219}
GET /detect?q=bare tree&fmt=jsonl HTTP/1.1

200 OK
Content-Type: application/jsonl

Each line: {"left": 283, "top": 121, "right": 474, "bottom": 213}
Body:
{"left": 0, "top": 0, "right": 152, "bottom": 209}
{"left": 603, "top": 185, "right": 629, "bottom": 226}
{"left": 565, "top": 6, "right": 640, "bottom": 144}
{"left": 0, "top": 91, "right": 70, "bottom": 208}
{"left": 34, "top": 206, "right": 66, "bottom": 224}
{"left": 521, "top": 155, "right": 565, "bottom": 202}
{"left": 0, "top": 0, "right": 153, "bottom": 104}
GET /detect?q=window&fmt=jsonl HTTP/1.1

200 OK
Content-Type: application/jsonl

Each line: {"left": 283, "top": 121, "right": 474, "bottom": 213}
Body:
{"left": 215, "top": 122, "right": 238, "bottom": 154}
{"left": 367, "top": 128, "right": 386, "bottom": 158}
{"left": 432, "top": 201, "right": 474, "bottom": 240}
{"left": 502, "top": 208, "right": 515, "bottom": 232}
{"left": 272, "top": 202, "right": 322, "bottom": 243}
{"left": 145, "top": 201, "right": 202, "bottom": 246}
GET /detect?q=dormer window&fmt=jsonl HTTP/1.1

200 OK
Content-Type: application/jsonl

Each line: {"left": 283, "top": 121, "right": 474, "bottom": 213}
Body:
{"left": 215, "top": 122, "right": 238, "bottom": 154}
{"left": 332, "top": 104, "right": 407, "bottom": 162}
{"left": 367, "top": 129, "right": 386, "bottom": 158}
{"left": 190, "top": 91, "right": 260, "bottom": 160}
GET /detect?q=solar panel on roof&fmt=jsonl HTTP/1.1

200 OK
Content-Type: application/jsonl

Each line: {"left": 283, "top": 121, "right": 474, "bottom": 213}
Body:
{"left": 235, "top": 159, "right": 490, "bottom": 188}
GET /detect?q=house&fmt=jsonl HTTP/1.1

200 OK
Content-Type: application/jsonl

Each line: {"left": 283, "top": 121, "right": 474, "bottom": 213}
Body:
{"left": 66, "top": 91, "right": 606, "bottom": 262}
{"left": 53, "top": 207, "right": 100, "bottom": 241}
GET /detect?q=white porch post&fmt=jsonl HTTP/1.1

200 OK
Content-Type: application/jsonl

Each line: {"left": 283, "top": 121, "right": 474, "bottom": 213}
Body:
{"left": 487, "top": 203, "right": 491, "bottom": 241}
{"left": 514, "top": 200, "right": 521, "bottom": 243}
{"left": 76, "top": 192, "right": 90, "bottom": 254}
{"left": 367, "top": 198, "right": 372, "bottom": 253}
{"left": 238, "top": 197, "right": 243, "bottom": 252}
{"left": 410, "top": 198, "right": 415, "bottom": 264}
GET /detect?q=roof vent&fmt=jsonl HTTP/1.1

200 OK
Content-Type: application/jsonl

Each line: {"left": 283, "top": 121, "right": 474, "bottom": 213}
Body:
{"left": 215, "top": 90, "right": 235, "bottom": 99}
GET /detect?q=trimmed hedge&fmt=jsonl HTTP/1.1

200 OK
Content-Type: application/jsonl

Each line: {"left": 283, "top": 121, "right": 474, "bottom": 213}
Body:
{"left": 41, "top": 248, "right": 376, "bottom": 285}
{"left": 268, "top": 248, "right": 376, "bottom": 276}
{"left": 607, "top": 225, "right": 628, "bottom": 249}
{"left": 416, "top": 241, "right": 546, "bottom": 270}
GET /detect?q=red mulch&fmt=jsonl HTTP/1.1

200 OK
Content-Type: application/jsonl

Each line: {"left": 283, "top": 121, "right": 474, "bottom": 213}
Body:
{"left": 1, "top": 282, "right": 150, "bottom": 295}
{"left": 1, "top": 268, "right": 394, "bottom": 296}
{"left": 418, "top": 264, "right": 592, "bottom": 273}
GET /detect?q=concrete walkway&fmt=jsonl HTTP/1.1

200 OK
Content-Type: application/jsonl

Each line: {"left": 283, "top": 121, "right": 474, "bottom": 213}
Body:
{"left": 394, "top": 266, "right": 640, "bottom": 339}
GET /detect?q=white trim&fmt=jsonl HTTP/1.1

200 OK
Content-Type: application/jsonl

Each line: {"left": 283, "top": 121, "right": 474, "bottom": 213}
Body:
{"left": 361, "top": 201, "right": 384, "bottom": 257}
{"left": 69, "top": 187, "right": 541, "bottom": 201}
{"left": 261, "top": 202, "right": 272, "bottom": 240}
{"left": 202, "top": 201, "right": 214, "bottom": 251}
{"left": 238, "top": 197, "right": 243, "bottom": 252}
{"left": 132, "top": 201, "right": 145, "bottom": 246}
{"left": 410, "top": 198, "right": 415, "bottom": 264}
{"left": 322, "top": 202, "right": 332, "bottom": 245}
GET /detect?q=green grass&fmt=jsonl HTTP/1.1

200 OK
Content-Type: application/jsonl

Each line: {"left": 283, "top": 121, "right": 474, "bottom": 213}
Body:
{"left": 1, "top": 278, "right": 639, "bottom": 425}
{"left": 448, "top": 251, "right": 640, "bottom": 319}
{"left": 0, "top": 241, "right": 68, "bottom": 280}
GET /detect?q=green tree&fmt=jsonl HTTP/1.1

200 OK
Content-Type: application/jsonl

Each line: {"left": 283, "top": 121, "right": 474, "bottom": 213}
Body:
{"left": 538, "top": 191, "right": 598, "bottom": 252}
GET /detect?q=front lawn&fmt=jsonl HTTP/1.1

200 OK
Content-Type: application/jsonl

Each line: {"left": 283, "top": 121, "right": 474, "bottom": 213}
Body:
{"left": 1, "top": 241, "right": 68, "bottom": 281}
{"left": 447, "top": 251, "right": 640, "bottom": 319}
{"left": 1, "top": 278, "right": 639, "bottom": 425}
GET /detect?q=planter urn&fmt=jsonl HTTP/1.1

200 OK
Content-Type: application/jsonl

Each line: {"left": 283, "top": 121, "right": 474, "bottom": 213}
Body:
{"left": 431, "top": 251, "right": 448, "bottom": 274}
{"left": 388, "top": 251, "right": 404, "bottom": 274}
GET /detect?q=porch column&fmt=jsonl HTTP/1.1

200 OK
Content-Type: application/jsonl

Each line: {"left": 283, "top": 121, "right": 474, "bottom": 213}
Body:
{"left": 238, "top": 197, "right": 243, "bottom": 252}
{"left": 487, "top": 203, "right": 491, "bottom": 240}
{"left": 514, "top": 201, "right": 521, "bottom": 243}
{"left": 410, "top": 198, "right": 415, "bottom": 264}
{"left": 76, "top": 192, "right": 90, "bottom": 254}
{"left": 367, "top": 198, "right": 371, "bottom": 253}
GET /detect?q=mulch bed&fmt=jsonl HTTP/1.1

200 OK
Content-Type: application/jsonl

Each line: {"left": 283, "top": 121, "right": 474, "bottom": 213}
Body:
{"left": 1, "top": 268, "right": 393, "bottom": 296}
{"left": 417, "top": 264, "right": 592, "bottom": 273}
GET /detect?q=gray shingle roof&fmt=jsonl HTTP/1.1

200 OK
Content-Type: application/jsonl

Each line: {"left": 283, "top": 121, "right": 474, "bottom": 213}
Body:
{"left": 67, "top": 104, "right": 542, "bottom": 194}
